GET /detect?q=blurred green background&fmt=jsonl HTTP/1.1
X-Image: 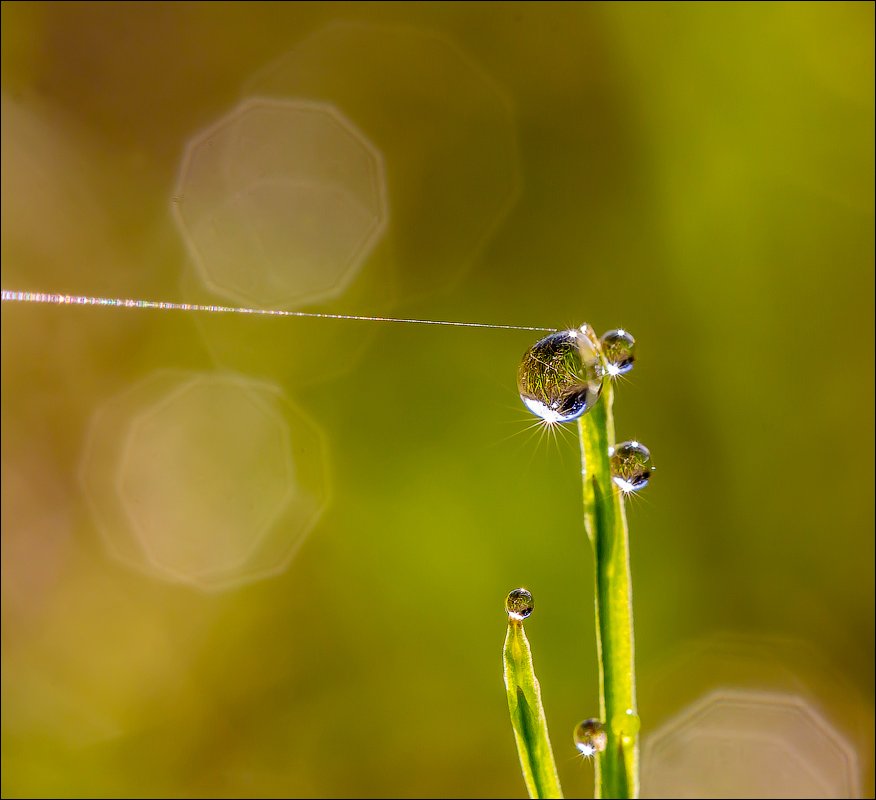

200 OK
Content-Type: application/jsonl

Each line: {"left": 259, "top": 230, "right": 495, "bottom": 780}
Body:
{"left": 1, "top": 2, "right": 873, "bottom": 797}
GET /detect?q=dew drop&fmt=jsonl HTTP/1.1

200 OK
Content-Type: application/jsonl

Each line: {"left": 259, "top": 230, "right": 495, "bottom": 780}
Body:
{"left": 518, "top": 326, "right": 604, "bottom": 423}
{"left": 611, "top": 708, "right": 641, "bottom": 739}
{"left": 609, "top": 441, "right": 653, "bottom": 493}
{"left": 505, "top": 588, "right": 534, "bottom": 621}
{"left": 600, "top": 329, "right": 636, "bottom": 376}
{"left": 574, "top": 718, "right": 607, "bottom": 756}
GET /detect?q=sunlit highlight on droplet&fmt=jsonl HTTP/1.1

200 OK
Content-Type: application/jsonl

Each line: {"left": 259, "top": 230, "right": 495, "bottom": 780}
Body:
{"left": 574, "top": 718, "right": 607, "bottom": 758}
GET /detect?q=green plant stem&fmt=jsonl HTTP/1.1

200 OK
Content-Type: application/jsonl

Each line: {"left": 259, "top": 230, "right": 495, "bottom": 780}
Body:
{"left": 503, "top": 618, "right": 564, "bottom": 799}
{"left": 578, "top": 378, "right": 639, "bottom": 799}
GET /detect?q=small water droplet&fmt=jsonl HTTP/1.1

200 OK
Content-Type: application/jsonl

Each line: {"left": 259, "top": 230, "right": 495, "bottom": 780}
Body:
{"left": 611, "top": 708, "right": 641, "bottom": 739}
{"left": 574, "top": 718, "right": 607, "bottom": 756}
{"left": 505, "top": 588, "right": 534, "bottom": 620}
{"left": 609, "top": 441, "right": 653, "bottom": 493}
{"left": 600, "top": 329, "right": 636, "bottom": 376}
{"left": 518, "top": 326, "right": 604, "bottom": 423}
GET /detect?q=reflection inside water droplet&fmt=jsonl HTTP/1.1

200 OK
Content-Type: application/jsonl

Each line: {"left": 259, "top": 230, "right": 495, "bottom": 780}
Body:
{"left": 518, "top": 326, "right": 604, "bottom": 423}
{"left": 600, "top": 329, "right": 636, "bottom": 376}
{"left": 610, "top": 441, "right": 653, "bottom": 493}
{"left": 505, "top": 588, "right": 534, "bottom": 621}
{"left": 574, "top": 718, "right": 607, "bottom": 756}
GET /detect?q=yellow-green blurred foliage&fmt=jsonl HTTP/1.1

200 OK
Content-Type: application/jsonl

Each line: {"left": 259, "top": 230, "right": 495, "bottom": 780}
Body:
{"left": 2, "top": 3, "right": 873, "bottom": 797}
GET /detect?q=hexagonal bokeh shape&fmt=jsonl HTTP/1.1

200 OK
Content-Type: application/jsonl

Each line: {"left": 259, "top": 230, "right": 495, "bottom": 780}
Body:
{"left": 80, "top": 371, "right": 329, "bottom": 591}
{"left": 173, "top": 98, "right": 387, "bottom": 309}
{"left": 642, "top": 689, "right": 859, "bottom": 798}
{"left": 116, "top": 377, "right": 293, "bottom": 580}
{"left": 245, "top": 21, "right": 521, "bottom": 300}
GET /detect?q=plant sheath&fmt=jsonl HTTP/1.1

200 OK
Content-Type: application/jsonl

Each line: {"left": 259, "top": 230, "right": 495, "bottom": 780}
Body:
{"left": 503, "top": 617, "right": 564, "bottom": 799}
{"left": 578, "top": 372, "right": 639, "bottom": 798}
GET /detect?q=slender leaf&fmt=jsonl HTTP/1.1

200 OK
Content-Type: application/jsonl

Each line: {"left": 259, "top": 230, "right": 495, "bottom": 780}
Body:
{"left": 578, "top": 326, "right": 640, "bottom": 799}
{"left": 503, "top": 617, "right": 563, "bottom": 799}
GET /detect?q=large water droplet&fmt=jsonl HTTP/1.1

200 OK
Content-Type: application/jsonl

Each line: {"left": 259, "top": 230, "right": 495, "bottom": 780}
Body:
{"left": 574, "top": 718, "right": 607, "bottom": 756}
{"left": 505, "top": 588, "right": 534, "bottom": 620}
{"left": 518, "top": 327, "right": 604, "bottom": 423}
{"left": 609, "top": 441, "right": 653, "bottom": 493}
{"left": 600, "top": 329, "right": 636, "bottom": 376}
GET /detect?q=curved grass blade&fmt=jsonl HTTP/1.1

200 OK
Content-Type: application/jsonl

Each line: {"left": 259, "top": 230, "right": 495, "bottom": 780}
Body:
{"left": 503, "top": 615, "right": 564, "bottom": 799}
{"left": 577, "top": 340, "right": 640, "bottom": 798}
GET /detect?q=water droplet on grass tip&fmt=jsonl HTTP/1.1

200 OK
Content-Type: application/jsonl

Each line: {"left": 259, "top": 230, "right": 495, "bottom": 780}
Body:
{"left": 574, "top": 718, "right": 607, "bottom": 756}
{"left": 600, "top": 329, "right": 636, "bottom": 376}
{"left": 518, "top": 327, "right": 604, "bottom": 423}
{"left": 505, "top": 588, "right": 534, "bottom": 620}
{"left": 610, "top": 441, "right": 653, "bottom": 493}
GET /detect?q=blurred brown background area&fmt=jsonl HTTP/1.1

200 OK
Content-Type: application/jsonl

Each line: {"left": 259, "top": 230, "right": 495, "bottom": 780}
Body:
{"left": 1, "top": 3, "right": 873, "bottom": 797}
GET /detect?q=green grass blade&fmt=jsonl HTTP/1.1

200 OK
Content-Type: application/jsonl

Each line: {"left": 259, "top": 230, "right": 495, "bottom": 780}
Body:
{"left": 578, "top": 372, "right": 640, "bottom": 798}
{"left": 503, "top": 617, "right": 564, "bottom": 799}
